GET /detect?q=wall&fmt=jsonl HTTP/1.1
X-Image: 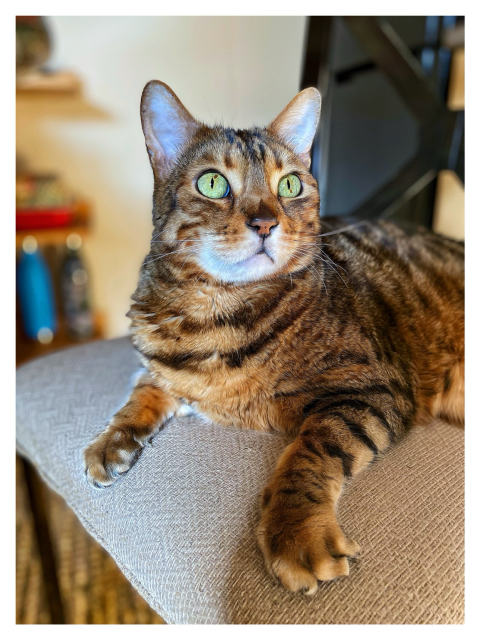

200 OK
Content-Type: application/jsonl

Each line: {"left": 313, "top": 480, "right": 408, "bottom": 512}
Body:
{"left": 16, "top": 16, "right": 307, "bottom": 337}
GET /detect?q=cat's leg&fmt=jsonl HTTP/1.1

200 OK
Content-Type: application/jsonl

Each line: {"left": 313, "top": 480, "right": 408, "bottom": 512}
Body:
{"left": 257, "top": 407, "right": 397, "bottom": 594}
{"left": 84, "top": 371, "right": 182, "bottom": 489}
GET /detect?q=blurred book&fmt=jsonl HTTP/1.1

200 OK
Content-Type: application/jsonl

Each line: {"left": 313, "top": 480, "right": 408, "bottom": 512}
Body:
{"left": 16, "top": 174, "right": 75, "bottom": 229}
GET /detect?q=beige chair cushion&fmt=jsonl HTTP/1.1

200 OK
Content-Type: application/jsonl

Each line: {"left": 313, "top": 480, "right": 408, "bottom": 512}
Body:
{"left": 16, "top": 338, "right": 464, "bottom": 624}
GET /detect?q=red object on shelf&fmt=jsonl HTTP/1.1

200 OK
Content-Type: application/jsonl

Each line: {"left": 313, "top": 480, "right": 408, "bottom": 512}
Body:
{"left": 16, "top": 207, "right": 73, "bottom": 230}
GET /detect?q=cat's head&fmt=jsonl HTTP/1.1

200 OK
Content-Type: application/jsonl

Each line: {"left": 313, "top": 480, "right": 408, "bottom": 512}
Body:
{"left": 141, "top": 81, "right": 321, "bottom": 284}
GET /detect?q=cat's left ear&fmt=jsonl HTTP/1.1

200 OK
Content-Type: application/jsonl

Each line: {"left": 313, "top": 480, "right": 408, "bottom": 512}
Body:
{"left": 268, "top": 88, "right": 321, "bottom": 168}
{"left": 141, "top": 80, "right": 201, "bottom": 178}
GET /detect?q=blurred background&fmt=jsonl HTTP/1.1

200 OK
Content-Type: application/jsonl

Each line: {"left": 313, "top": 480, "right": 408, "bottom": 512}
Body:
{"left": 16, "top": 16, "right": 310, "bottom": 360}
{"left": 15, "top": 15, "right": 464, "bottom": 623}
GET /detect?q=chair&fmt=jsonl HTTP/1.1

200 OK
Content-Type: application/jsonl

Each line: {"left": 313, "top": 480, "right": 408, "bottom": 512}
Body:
{"left": 16, "top": 338, "right": 464, "bottom": 623}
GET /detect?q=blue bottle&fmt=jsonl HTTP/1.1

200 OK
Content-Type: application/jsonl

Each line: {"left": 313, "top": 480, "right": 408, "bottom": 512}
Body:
{"left": 17, "top": 236, "right": 57, "bottom": 343}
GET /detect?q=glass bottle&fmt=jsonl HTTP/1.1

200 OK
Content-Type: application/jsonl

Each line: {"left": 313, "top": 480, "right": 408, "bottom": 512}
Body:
{"left": 61, "top": 233, "right": 93, "bottom": 339}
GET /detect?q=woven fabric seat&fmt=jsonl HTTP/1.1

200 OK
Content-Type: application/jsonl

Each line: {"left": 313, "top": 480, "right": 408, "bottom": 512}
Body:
{"left": 16, "top": 338, "right": 464, "bottom": 624}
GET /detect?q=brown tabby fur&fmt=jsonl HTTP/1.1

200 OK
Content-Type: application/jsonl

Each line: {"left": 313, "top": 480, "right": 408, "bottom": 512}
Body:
{"left": 84, "top": 82, "right": 464, "bottom": 595}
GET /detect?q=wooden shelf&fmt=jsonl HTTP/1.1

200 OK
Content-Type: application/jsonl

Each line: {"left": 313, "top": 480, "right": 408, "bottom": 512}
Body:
{"left": 16, "top": 70, "right": 109, "bottom": 120}
{"left": 16, "top": 224, "right": 90, "bottom": 249}
{"left": 16, "top": 70, "right": 82, "bottom": 95}
{"left": 16, "top": 71, "right": 106, "bottom": 357}
{"left": 16, "top": 312, "right": 105, "bottom": 367}
{"left": 16, "top": 201, "right": 92, "bottom": 248}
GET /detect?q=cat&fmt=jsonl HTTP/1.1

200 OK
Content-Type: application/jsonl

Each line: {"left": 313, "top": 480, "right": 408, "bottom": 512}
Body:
{"left": 84, "top": 80, "right": 464, "bottom": 595}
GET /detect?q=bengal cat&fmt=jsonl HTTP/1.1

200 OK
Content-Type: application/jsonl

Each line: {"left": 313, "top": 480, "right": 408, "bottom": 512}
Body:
{"left": 84, "top": 81, "right": 464, "bottom": 594}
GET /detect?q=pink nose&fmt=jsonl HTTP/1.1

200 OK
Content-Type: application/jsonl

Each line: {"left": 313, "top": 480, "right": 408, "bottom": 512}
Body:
{"left": 246, "top": 218, "right": 278, "bottom": 237}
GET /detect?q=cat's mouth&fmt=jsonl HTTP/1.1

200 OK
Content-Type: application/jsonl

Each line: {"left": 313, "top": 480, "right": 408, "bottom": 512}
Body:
{"left": 254, "top": 246, "right": 274, "bottom": 262}
{"left": 197, "top": 235, "right": 285, "bottom": 283}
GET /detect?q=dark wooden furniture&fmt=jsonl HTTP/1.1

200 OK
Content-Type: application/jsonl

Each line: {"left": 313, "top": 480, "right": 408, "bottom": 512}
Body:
{"left": 301, "top": 16, "right": 464, "bottom": 225}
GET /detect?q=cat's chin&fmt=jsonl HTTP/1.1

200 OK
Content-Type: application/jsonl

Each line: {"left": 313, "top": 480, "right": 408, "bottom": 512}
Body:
{"left": 200, "top": 251, "right": 281, "bottom": 284}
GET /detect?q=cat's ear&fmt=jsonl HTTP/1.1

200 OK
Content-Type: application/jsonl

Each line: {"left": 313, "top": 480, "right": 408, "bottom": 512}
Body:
{"left": 268, "top": 88, "right": 321, "bottom": 168}
{"left": 141, "top": 80, "right": 200, "bottom": 177}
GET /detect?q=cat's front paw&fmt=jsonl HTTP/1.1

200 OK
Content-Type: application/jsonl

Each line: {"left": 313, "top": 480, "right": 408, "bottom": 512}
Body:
{"left": 257, "top": 487, "right": 360, "bottom": 595}
{"left": 84, "top": 425, "right": 154, "bottom": 489}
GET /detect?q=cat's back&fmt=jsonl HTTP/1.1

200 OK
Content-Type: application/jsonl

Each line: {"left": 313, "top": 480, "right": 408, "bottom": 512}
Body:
{"left": 318, "top": 217, "right": 464, "bottom": 424}
{"left": 322, "top": 217, "right": 464, "bottom": 294}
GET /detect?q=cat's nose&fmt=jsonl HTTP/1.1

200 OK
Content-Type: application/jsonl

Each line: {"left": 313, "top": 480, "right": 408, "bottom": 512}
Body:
{"left": 246, "top": 217, "right": 278, "bottom": 237}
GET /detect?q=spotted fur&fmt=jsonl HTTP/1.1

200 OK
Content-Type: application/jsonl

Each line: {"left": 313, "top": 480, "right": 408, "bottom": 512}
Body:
{"left": 84, "top": 82, "right": 464, "bottom": 594}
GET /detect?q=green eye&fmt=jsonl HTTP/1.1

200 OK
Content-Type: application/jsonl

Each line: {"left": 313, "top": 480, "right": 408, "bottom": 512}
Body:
{"left": 197, "top": 172, "right": 230, "bottom": 199}
{"left": 278, "top": 174, "right": 301, "bottom": 198}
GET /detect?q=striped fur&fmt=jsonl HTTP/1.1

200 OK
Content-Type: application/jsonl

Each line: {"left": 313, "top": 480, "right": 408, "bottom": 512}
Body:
{"left": 84, "top": 83, "right": 464, "bottom": 594}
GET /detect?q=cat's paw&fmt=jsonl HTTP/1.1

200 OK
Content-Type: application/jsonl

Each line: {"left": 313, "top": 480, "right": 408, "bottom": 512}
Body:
{"left": 84, "top": 425, "right": 154, "bottom": 489}
{"left": 257, "top": 488, "right": 360, "bottom": 595}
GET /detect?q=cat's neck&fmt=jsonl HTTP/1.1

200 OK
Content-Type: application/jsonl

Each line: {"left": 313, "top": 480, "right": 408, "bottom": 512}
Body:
{"left": 130, "top": 264, "right": 317, "bottom": 328}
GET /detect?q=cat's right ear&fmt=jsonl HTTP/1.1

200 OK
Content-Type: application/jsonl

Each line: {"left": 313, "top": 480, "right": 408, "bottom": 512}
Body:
{"left": 140, "top": 81, "right": 200, "bottom": 178}
{"left": 268, "top": 88, "right": 321, "bottom": 168}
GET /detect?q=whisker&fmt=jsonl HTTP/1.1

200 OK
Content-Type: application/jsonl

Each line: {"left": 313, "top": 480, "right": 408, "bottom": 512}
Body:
{"left": 320, "top": 220, "right": 370, "bottom": 237}
{"left": 179, "top": 249, "right": 198, "bottom": 270}
{"left": 278, "top": 241, "right": 349, "bottom": 289}
{"left": 150, "top": 238, "right": 205, "bottom": 244}
{"left": 288, "top": 248, "right": 327, "bottom": 292}
{"left": 320, "top": 249, "right": 348, "bottom": 275}
{"left": 319, "top": 253, "right": 348, "bottom": 286}
{"left": 142, "top": 247, "right": 196, "bottom": 266}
